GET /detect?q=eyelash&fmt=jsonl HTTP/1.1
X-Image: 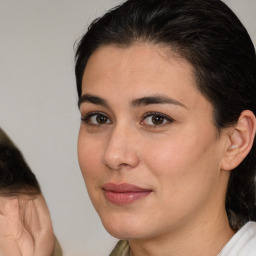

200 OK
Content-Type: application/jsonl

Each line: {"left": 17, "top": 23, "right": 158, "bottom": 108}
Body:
{"left": 81, "top": 112, "right": 111, "bottom": 125}
{"left": 141, "top": 112, "right": 174, "bottom": 127}
{"left": 81, "top": 111, "right": 174, "bottom": 127}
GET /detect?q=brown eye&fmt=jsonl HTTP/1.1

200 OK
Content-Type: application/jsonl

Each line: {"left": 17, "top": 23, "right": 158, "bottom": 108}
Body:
{"left": 141, "top": 113, "right": 174, "bottom": 126}
{"left": 96, "top": 114, "right": 109, "bottom": 124}
{"left": 81, "top": 113, "right": 111, "bottom": 125}
{"left": 151, "top": 115, "right": 165, "bottom": 125}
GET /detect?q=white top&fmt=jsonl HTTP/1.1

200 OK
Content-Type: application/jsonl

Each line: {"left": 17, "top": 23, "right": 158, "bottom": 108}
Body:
{"left": 218, "top": 222, "right": 256, "bottom": 256}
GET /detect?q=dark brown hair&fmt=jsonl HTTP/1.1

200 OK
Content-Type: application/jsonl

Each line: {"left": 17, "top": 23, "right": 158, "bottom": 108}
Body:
{"left": 75, "top": 0, "right": 256, "bottom": 229}
{"left": 0, "top": 128, "right": 41, "bottom": 197}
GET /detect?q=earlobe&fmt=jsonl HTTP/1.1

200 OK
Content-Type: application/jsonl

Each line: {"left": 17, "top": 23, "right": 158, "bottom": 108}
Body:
{"left": 221, "top": 110, "right": 256, "bottom": 171}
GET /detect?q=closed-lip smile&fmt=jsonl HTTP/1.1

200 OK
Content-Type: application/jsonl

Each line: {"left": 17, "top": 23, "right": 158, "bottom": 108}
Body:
{"left": 102, "top": 183, "right": 153, "bottom": 205}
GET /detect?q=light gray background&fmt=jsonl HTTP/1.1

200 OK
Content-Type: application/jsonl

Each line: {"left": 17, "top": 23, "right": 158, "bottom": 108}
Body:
{"left": 0, "top": 0, "right": 255, "bottom": 255}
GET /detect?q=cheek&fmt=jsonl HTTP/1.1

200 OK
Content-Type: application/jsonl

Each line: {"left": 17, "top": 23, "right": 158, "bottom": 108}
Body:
{"left": 77, "top": 131, "right": 103, "bottom": 182}
{"left": 142, "top": 133, "right": 195, "bottom": 177}
{"left": 142, "top": 127, "right": 221, "bottom": 194}
{"left": 77, "top": 131, "right": 107, "bottom": 210}
{"left": 140, "top": 134, "right": 222, "bottom": 227}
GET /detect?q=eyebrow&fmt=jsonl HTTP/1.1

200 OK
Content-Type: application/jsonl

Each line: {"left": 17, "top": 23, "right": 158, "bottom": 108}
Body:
{"left": 78, "top": 94, "right": 186, "bottom": 109}
{"left": 130, "top": 95, "right": 186, "bottom": 108}
{"left": 78, "top": 94, "right": 109, "bottom": 108}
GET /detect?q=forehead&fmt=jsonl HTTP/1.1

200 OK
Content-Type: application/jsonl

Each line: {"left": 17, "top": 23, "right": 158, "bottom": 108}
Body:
{"left": 83, "top": 43, "right": 191, "bottom": 81}
{"left": 81, "top": 43, "right": 207, "bottom": 110}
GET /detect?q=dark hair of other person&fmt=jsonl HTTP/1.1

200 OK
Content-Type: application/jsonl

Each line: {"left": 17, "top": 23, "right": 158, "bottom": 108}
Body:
{"left": 74, "top": 0, "right": 256, "bottom": 230}
{"left": 0, "top": 128, "right": 41, "bottom": 197}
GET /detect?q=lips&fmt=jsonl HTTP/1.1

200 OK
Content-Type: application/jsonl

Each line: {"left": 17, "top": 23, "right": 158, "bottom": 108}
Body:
{"left": 102, "top": 183, "right": 152, "bottom": 205}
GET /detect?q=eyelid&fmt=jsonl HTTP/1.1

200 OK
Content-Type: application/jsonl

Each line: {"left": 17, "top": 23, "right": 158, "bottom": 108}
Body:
{"left": 81, "top": 111, "right": 112, "bottom": 124}
{"left": 81, "top": 111, "right": 174, "bottom": 127}
{"left": 141, "top": 112, "right": 175, "bottom": 126}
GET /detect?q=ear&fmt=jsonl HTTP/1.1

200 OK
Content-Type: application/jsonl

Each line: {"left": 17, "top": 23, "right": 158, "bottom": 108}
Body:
{"left": 221, "top": 110, "right": 256, "bottom": 171}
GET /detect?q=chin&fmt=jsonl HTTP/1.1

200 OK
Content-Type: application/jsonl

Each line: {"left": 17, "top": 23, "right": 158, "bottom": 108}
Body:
{"left": 105, "top": 227, "right": 144, "bottom": 240}
{"left": 100, "top": 214, "right": 147, "bottom": 240}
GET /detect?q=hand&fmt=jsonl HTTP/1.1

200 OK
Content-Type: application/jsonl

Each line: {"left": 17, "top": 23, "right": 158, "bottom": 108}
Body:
{"left": 0, "top": 194, "right": 55, "bottom": 256}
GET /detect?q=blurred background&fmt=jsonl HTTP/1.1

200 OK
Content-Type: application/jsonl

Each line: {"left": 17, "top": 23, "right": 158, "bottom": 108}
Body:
{"left": 0, "top": 0, "right": 255, "bottom": 255}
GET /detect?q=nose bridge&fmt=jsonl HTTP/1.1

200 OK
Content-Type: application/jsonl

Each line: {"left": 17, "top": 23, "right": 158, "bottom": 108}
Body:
{"left": 103, "top": 122, "right": 139, "bottom": 170}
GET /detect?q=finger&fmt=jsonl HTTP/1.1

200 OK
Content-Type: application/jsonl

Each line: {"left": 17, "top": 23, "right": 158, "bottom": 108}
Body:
{"left": 22, "top": 198, "right": 41, "bottom": 236}
{"left": 26, "top": 195, "right": 55, "bottom": 256}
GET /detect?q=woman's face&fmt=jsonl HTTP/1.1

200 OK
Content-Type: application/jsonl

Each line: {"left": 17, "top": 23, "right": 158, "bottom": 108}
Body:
{"left": 78, "top": 43, "right": 229, "bottom": 240}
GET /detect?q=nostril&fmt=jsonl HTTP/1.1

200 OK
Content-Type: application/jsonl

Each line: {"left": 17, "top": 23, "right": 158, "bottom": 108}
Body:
{"left": 103, "top": 152, "right": 139, "bottom": 170}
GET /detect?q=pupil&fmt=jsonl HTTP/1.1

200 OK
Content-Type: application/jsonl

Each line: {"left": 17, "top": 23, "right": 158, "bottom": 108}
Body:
{"left": 152, "top": 115, "right": 164, "bottom": 125}
{"left": 96, "top": 115, "right": 107, "bottom": 124}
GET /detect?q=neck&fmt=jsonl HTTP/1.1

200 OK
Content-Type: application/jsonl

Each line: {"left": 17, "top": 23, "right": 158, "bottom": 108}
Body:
{"left": 129, "top": 207, "right": 234, "bottom": 256}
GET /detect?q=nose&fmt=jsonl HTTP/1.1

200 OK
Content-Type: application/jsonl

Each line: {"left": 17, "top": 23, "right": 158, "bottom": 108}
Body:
{"left": 103, "top": 124, "right": 140, "bottom": 170}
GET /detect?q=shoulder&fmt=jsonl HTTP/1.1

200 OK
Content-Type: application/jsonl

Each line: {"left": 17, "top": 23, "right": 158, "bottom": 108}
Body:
{"left": 110, "top": 240, "right": 129, "bottom": 256}
{"left": 52, "top": 237, "right": 63, "bottom": 256}
{"left": 219, "top": 222, "right": 256, "bottom": 256}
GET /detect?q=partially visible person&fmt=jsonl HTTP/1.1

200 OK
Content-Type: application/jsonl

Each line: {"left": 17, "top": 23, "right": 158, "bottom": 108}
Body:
{"left": 75, "top": 0, "right": 256, "bottom": 255}
{"left": 0, "top": 127, "right": 62, "bottom": 256}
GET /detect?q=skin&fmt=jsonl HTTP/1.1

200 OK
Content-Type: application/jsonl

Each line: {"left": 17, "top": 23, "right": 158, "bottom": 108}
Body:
{"left": 78, "top": 43, "right": 236, "bottom": 256}
{"left": 0, "top": 194, "right": 55, "bottom": 256}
